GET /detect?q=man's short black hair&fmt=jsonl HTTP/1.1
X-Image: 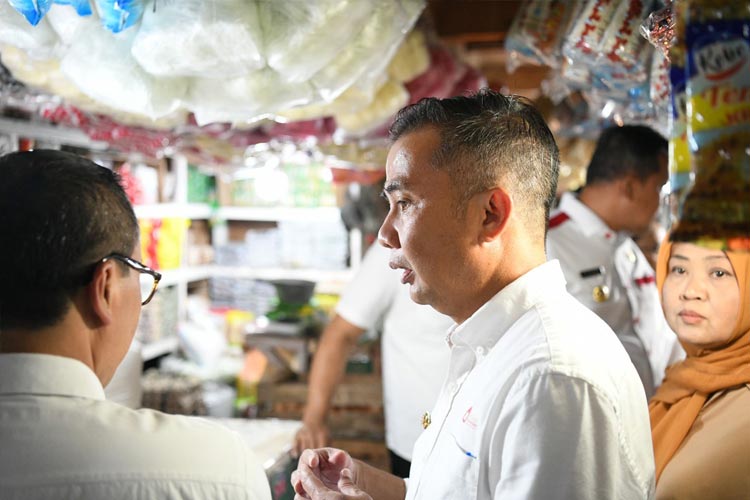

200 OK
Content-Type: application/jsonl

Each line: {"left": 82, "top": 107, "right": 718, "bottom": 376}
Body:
{"left": 0, "top": 150, "right": 139, "bottom": 331}
{"left": 585, "top": 125, "right": 667, "bottom": 185}
{"left": 389, "top": 89, "right": 559, "bottom": 240}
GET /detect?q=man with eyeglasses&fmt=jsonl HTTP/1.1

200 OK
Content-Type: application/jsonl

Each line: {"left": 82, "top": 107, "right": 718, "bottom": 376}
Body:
{"left": 0, "top": 150, "right": 271, "bottom": 500}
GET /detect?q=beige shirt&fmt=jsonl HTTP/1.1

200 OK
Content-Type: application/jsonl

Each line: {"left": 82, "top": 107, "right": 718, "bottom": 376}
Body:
{"left": 656, "top": 385, "right": 750, "bottom": 500}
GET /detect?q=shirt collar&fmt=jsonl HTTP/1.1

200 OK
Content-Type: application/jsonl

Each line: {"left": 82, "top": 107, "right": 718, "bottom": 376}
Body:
{"left": 448, "top": 260, "right": 567, "bottom": 351}
{"left": 558, "top": 192, "right": 620, "bottom": 241}
{"left": 0, "top": 353, "right": 105, "bottom": 400}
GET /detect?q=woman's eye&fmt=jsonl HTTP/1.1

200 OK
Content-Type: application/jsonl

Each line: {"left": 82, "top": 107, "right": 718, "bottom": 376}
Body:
{"left": 669, "top": 266, "right": 685, "bottom": 274}
{"left": 711, "top": 269, "right": 731, "bottom": 278}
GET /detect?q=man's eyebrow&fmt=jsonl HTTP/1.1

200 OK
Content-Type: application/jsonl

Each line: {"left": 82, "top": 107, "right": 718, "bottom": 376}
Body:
{"left": 383, "top": 181, "right": 402, "bottom": 194}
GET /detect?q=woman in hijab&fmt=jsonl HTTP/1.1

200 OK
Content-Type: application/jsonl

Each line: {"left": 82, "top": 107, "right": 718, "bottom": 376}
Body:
{"left": 650, "top": 239, "right": 750, "bottom": 498}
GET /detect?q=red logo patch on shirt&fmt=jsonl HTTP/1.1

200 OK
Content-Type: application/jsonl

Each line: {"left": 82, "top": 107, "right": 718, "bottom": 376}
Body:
{"left": 635, "top": 275, "right": 655, "bottom": 287}
{"left": 462, "top": 406, "right": 478, "bottom": 429}
{"left": 549, "top": 212, "right": 570, "bottom": 229}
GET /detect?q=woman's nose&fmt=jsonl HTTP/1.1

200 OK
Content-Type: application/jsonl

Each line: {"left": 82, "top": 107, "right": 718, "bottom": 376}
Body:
{"left": 680, "top": 275, "right": 706, "bottom": 301}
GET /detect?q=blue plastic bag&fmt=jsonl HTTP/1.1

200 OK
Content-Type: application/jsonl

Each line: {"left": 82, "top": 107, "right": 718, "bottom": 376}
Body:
{"left": 8, "top": 0, "right": 53, "bottom": 26}
{"left": 95, "top": 0, "right": 144, "bottom": 33}
{"left": 54, "top": 0, "right": 93, "bottom": 16}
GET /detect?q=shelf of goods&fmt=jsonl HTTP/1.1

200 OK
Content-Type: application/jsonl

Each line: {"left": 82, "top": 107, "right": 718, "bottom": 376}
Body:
{"left": 134, "top": 197, "right": 359, "bottom": 361}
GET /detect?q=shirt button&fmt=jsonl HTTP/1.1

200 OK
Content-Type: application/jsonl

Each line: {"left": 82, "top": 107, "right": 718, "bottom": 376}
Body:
{"left": 476, "top": 346, "right": 485, "bottom": 356}
{"left": 627, "top": 250, "right": 637, "bottom": 263}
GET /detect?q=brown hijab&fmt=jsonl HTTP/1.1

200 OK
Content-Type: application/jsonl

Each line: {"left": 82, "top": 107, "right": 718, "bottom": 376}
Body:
{"left": 649, "top": 239, "right": 750, "bottom": 482}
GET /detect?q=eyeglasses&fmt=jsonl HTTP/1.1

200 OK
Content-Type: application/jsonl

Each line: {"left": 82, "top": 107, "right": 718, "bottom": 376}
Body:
{"left": 102, "top": 253, "right": 162, "bottom": 306}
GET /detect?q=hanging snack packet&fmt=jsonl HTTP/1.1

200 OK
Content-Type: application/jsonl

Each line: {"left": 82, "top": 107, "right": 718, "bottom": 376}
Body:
{"left": 640, "top": 1, "right": 675, "bottom": 55}
{"left": 94, "top": 0, "right": 143, "bottom": 33}
{"left": 597, "top": 0, "right": 655, "bottom": 80}
{"left": 562, "top": 0, "right": 620, "bottom": 66}
{"left": 505, "top": 0, "right": 580, "bottom": 72}
{"left": 671, "top": 0, "right": 750, "bottom": 250}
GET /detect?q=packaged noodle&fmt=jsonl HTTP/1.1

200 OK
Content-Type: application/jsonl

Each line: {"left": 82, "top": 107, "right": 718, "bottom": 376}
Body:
{"left": 671, "top": 0, "right": 750, "bottom": 250}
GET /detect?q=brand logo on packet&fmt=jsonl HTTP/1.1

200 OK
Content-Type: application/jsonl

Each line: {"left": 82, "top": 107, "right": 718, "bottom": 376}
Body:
{"left": 695, "top": 38, "right": 749, "bottom": 82}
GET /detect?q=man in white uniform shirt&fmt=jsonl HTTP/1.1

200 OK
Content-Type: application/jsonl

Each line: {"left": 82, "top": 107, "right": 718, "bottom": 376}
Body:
{"left": 292, "top": 90, "right": 655, "bottom": 499}
{"left": 294, "top": 243, "right": 452, "bottom": 477}
{"left": 547, "top": 125, "right": 684, "bottom": 398}
{"left": 0, "top": 150, "right": 271, "bottom": 500}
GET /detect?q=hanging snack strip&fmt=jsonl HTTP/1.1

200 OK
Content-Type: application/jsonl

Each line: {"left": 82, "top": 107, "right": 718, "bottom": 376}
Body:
{"left": 670, "top": 0, "right": 750, "bottom": 250}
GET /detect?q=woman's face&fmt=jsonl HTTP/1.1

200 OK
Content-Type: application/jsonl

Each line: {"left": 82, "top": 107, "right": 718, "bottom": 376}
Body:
{"left": 662, "top": 243, "right": 741, "bottom": 348}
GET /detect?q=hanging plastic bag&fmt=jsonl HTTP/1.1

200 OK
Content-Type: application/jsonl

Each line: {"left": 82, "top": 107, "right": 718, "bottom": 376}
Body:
{"left": 131, "top": 0, "right": 264, "bottom": 78}
{"left": 94, "top": 0, "right": 143, "bottom": 33}
{"left": 595, "top": 0, "right": 654, "bottom": 83}
{"left": 310, "top": 0, "right": 423, "bottom": 102}
{"left": 259, "top": 0, "right": 375, "bottom": 84}
{"left": 53, "top": 0, "right": 92, "bottom": 16}
{"left": 60, "top": 22, "right": 187, "bottom": 119}
{"left": 562, "top": 0, "right": 620, "bottom": 66}
{"left": 8, "top": 0, "right": 53, "bottom": 26}
{"left": 504, "top": 0, "right": 581, "bottom": 72}
{"left": 46, "top": 3, "right": 93, "bottom": 46}
{"left": 0, "top": 1, "right": 59, "bottom": 59}
{"left": 187, "top": 68, "right": 315, "bottom": 125}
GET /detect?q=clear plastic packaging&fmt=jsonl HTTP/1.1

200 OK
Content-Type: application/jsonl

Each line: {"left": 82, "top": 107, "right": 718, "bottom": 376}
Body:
{"left": 8, "top": 0, "right": 53, "bottom": 26}
{"left": 94, "top": 0, "right": 144, "bottom": 33}
{"left": 131, "top": 0, "right": 264, "bottom": 78}
{"left": 259, "top": 0, "right": 374, "bottom": 84}
{"left": 60, "top": 22, "right": 187, "bottom": 119}
{"left": 53, "top": 0, "right": 93, "bottom": 16}
{"left": 310, "top": 0, "right": 423, "bottom": 102}
{"left": 0, "top": 1, "right": 59, "bottom": 59}
{"left": 187, "top": 68, "right": 315, "bottom": 126}
{"left": 670, "top": 0, "right": 750, "bottom": 250}
{"left": 505, "top": 0, "right": 581, "bottom": 71}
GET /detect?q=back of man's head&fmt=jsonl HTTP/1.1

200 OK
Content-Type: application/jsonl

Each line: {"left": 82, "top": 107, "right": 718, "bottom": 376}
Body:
{"left": 585, "top": 125, "right": 667, "bottom": 186}
{"left": 389, "top": 89, "right": 559, "bottom": 241}
{"left": 0, "top": 150, "right": 138, "bottom": 331}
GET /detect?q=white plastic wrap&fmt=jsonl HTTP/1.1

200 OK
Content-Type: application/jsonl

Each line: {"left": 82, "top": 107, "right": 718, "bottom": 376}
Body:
{"left": 61, "top": 22, "right": 187, "bottom": 119}
{"left": 0, "top": 1, "right": 59, "bottom": 59}
{"left": 387, "top": 29, "right": 430, "bottom": 83}
{"left": 188, "top": 67, "right": 315, "bottom": 125}
{"left": 259, "top": 0, "right": 374, "bottom": 84}
{"left": 334, "top": 79, "right": 408, "bottom": 135}
{"left": 46, "top": 3, "right": 93, "bottom": 46}
{"left": 311, "top": 0, "right": 423, "bottom": 102}
{"left": 131, "top": 0, "right": 264, "bottom": 78}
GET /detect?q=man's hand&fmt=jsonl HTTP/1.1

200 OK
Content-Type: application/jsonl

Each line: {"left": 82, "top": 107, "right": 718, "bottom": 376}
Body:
{"left": 291, "top": 448, "right": 368, "bottom": 499}
{"left": 293, "top": 420, "right": 331, "bottom": 458}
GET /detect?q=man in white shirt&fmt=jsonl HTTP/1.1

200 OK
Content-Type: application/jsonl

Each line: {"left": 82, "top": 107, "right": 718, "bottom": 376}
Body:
{"left": 293, "top": 243, "right": 452, "bottom": 477}
{"left": 291, "top": 90, "right": 655, "bottom": 499}
{"left": 0, "top": 150, "right": 271, "bottom": 500}
{"left": 546, "top": 125, "right": 684, "bottom": 398}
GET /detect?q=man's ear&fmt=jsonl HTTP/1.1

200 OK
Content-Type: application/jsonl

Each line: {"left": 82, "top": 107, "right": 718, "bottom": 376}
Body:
{"left": 88, "top": 260, "right": 117, "bottom": 327}
{"left": 621, "top": 174, "right": 637, "bottom": 201}
{"left": 479, "top": 187, "right": 512, "bottom": 242}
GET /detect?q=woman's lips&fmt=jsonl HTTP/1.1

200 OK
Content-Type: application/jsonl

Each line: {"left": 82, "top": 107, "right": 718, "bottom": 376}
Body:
{"left": 679, "top": 310, "right": 705, "bottom": 325}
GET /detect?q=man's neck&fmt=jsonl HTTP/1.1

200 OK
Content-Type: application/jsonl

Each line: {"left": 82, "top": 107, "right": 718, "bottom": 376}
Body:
{"left": 577, "top": 185, "right": 621, "bottom": 232}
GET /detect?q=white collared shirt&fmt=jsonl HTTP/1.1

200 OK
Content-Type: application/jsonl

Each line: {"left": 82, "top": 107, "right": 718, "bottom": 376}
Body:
{"left": 405, "top": 261, "right": 655, "bottom": 500}
{"left": 547, "top": 192, "right": 684, "bottom": 394}
{"left": 336, "top": 244, "right": 453, "bottom": 460}
{"left": 0, "top": 353, "right": 271, "bottom": 500}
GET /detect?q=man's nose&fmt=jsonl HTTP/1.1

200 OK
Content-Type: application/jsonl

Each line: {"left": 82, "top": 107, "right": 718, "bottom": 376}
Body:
{"left": 378, "top": 212, "right": 400, "bottom": 249}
